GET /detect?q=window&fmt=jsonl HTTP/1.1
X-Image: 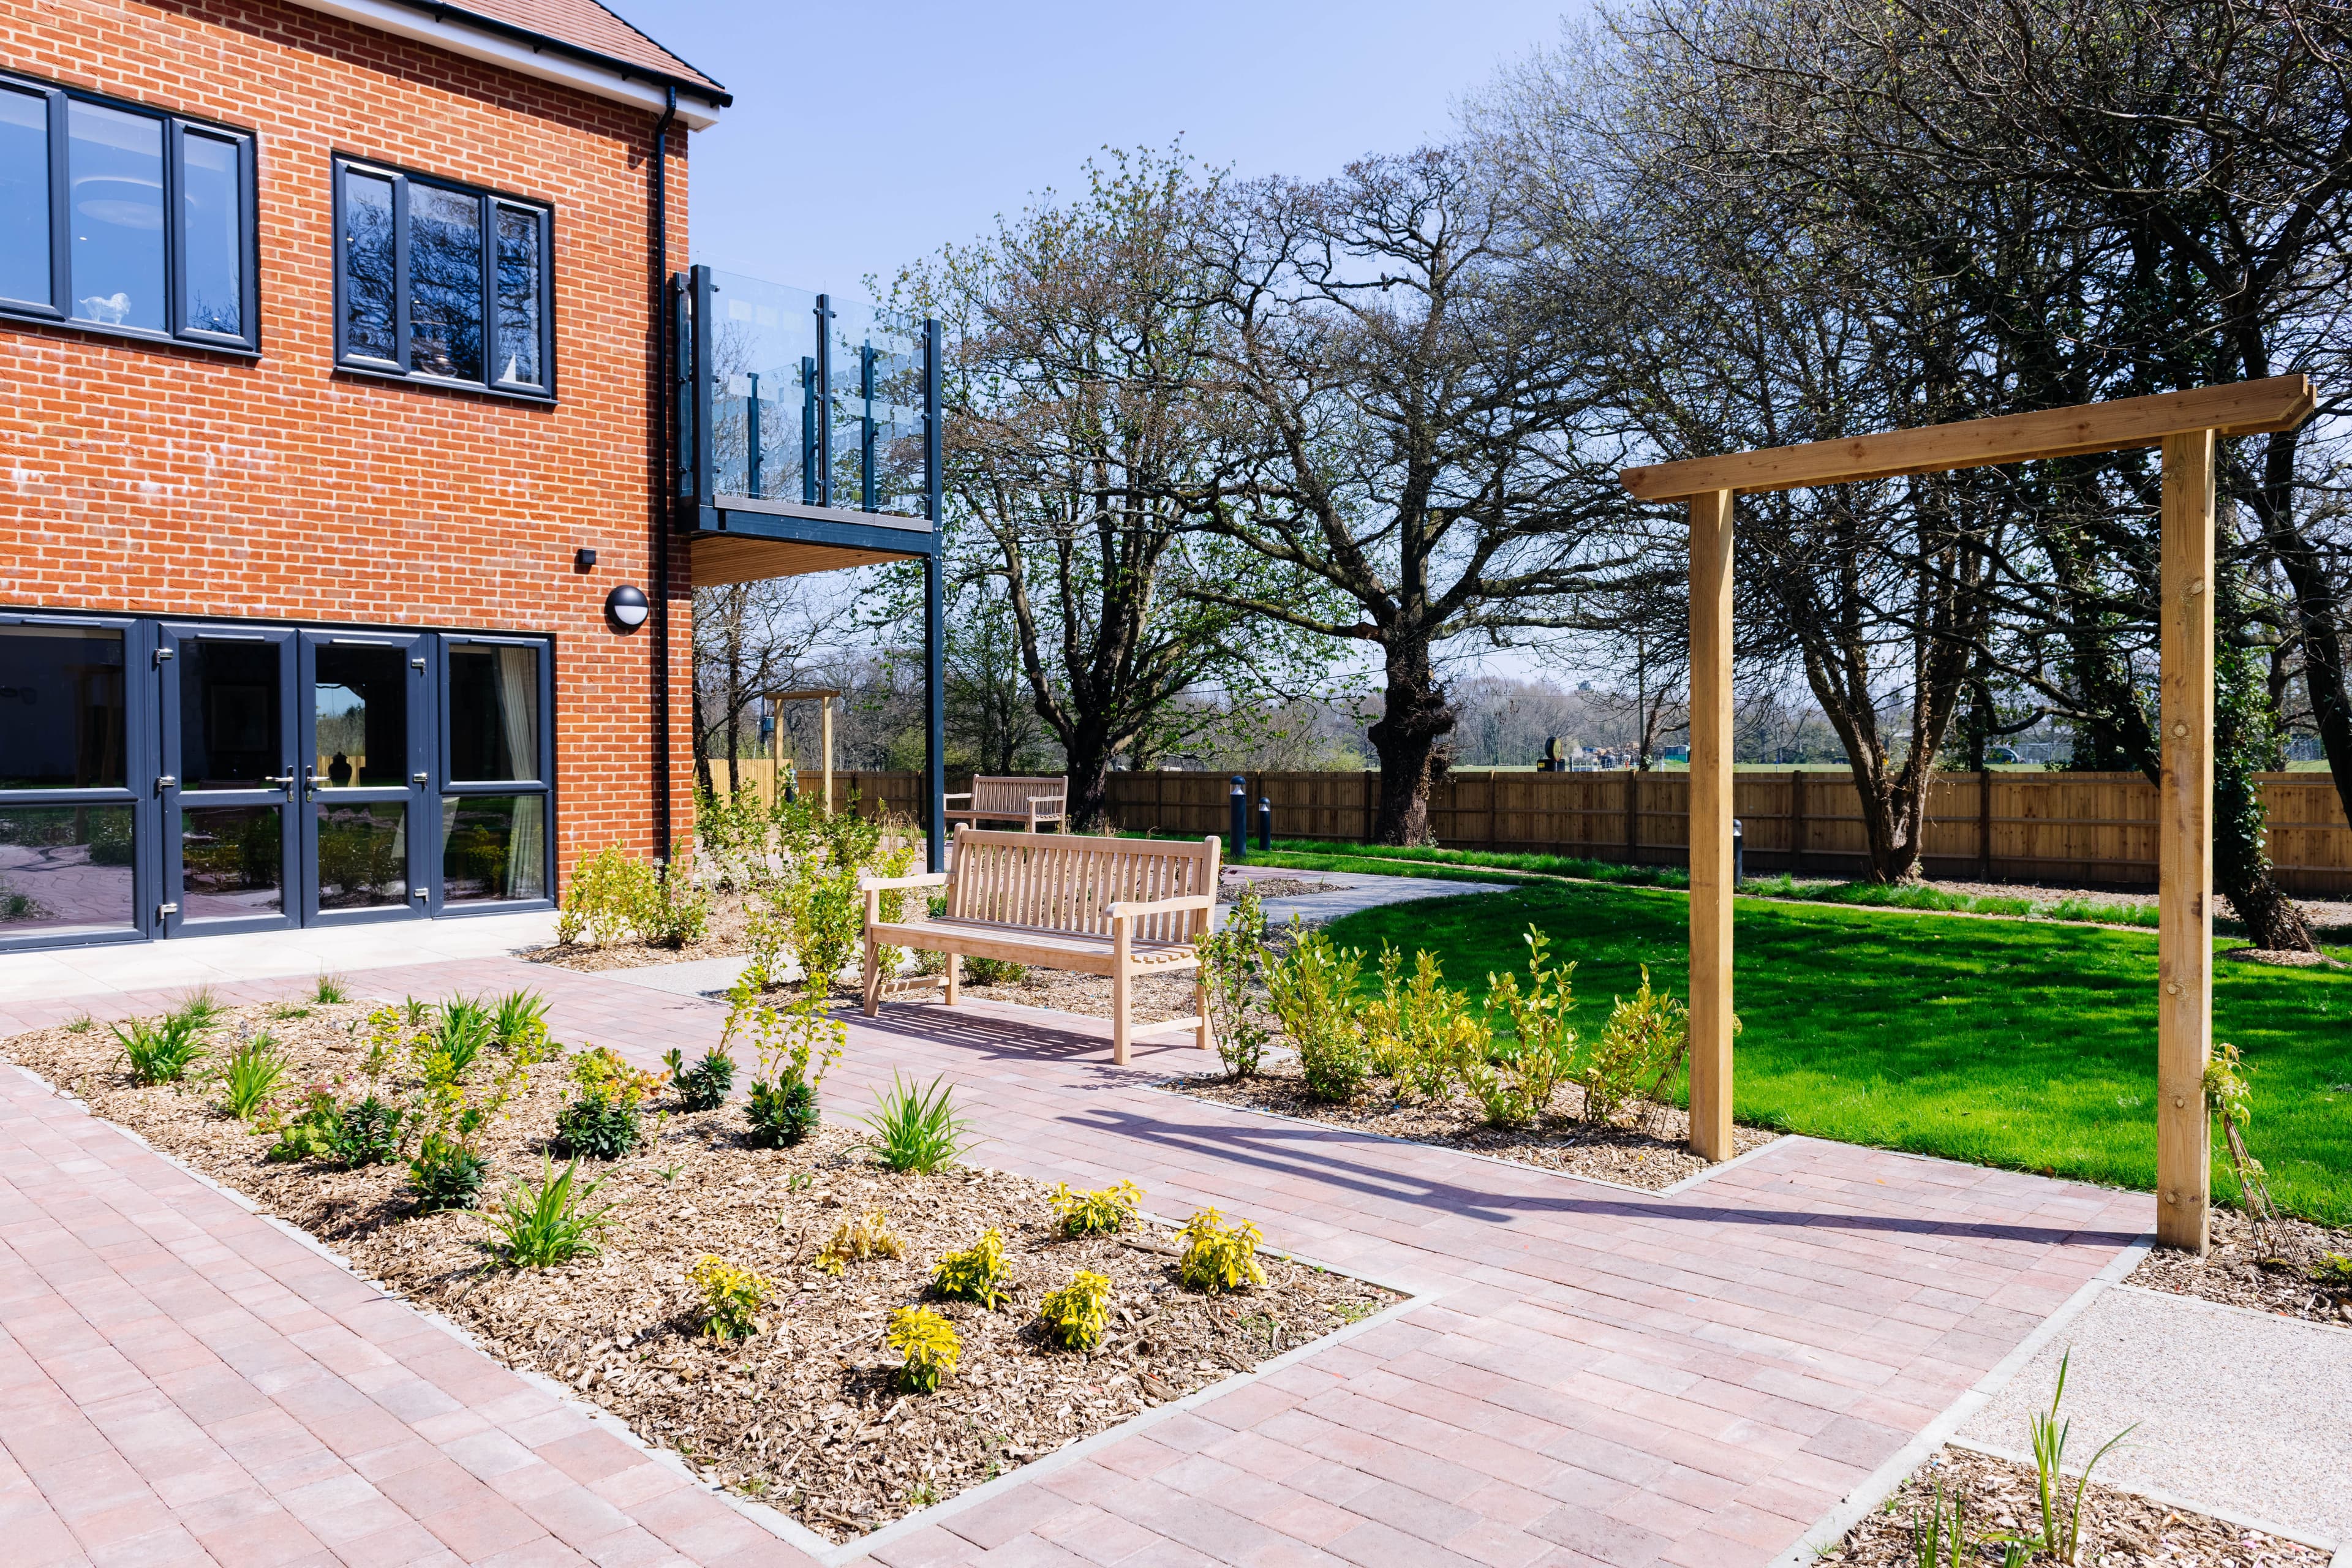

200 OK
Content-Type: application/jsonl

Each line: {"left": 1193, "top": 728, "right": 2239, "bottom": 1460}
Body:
{"left": 439, "top": 641, "right": 550, "bottom": 905}
{"left": 0, "top": 72, "right": 257, "bottom": 350}
{"left": 334, "top": 157, "right": 552, "bottom": 397}
{"left": 0, "top": 618, "right": 141, "bottom": 941}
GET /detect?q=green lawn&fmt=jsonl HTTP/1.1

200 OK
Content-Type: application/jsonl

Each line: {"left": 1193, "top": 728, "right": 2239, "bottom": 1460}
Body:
{"left": 1315, "top": 881, "right": 2352, "bottom": 1226}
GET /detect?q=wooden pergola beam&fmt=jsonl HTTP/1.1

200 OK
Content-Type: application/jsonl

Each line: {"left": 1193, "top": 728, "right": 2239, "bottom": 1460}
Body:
{"left": 1620, "top": 375, "right": 2313, "bottom": 500}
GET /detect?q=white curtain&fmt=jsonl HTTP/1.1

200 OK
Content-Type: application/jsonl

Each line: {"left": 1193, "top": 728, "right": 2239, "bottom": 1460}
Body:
{"left": 497, "top": 647, "right": 545, "bottom": 899}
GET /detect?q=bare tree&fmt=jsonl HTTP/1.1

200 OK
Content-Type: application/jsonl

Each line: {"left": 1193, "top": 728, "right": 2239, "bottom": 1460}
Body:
{"left": 691, "top": 575, "right": 848, "bottom": 795}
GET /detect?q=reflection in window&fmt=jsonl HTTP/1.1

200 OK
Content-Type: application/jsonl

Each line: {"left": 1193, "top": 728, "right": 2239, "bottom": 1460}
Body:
{"left": 447, "top": 646, "right": 539, "bottom": 781}
{"left": 181, "top": 132, "right": 242, "bottom": 336}
{"left": 341, "top": 169, "right": 396, "bottom": 361}
{"left": 67, "top": 100, "right": 165, "bottom": 333}
{"left": 494, "top": 206, "right": 542, "bottom": 386}
{"left": 312, "top": 644, "right": 407, "bottom": 787}
{"left": 0, "top": 87, "right": 48, "bottom": 306}
{"left": 180, "top": 805, "right": 282, "bottom": 918}
{"left": 0, "top": 625, "right": 127, "bottom": 789}
{"left": 440, "top": 794, "right": 545, "bottom": 902}
{"left": 0, "top": 805, "right": 135, "bottom": 932}
{"left": 409, "top": 183, "right": 481, "bottom": 380}
{"left": 180, "top": 638, "right": 279, "bottom": 789}
{"left": 315, "top": 801, "right": 406, "bottom": 908}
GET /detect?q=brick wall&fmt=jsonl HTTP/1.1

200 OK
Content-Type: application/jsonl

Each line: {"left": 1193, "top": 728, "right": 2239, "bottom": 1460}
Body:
{"left": 0, "top": 0, "right": 693, "bottom": 875}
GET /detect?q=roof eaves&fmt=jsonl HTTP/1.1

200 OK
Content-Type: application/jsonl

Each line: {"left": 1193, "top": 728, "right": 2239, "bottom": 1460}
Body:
{"left": 405, "top": 0, "right": 731, "bottom": 104}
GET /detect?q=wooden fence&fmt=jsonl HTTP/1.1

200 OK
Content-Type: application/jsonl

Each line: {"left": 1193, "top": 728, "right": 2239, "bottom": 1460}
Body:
{"left": 695, "top": 761, "right": 2352, "bottom": 894}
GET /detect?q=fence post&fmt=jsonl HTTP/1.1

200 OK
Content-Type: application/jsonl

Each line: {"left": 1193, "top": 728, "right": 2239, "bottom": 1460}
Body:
{"left": 1980, "top": 766, "right": 1994, "bottom": 879}
{"left": 1624, "top": 768, "right": 1639, "bottom": 866}
{"left": 1790, "top": 769, "right": 1806, "bottom": 875}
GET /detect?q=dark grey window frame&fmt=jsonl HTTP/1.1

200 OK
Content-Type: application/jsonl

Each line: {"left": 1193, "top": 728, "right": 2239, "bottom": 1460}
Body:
{"left": 431, "top": 635, "right": 557, "bottom": 914}
{"left": 331, "top": 154, "right": 556, "bottom": 402}
{"left": 0, "top": 70, "right": 260, "bottom": 355}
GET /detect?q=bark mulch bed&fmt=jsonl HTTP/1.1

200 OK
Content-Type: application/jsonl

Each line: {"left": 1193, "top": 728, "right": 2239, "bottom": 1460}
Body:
{"left": 2, "top": 1003, "right": 1396, "bottom": 1544}
{"left": 519, "top": 889, "right": 762, "bottom": 973}
{"left": 1169, "top": 1065, "right": 1777, "bottom": 1190}
{"left": 2127, "top": 1206, "right": 2352, "bottom": 1325}
{"left": 1824, "top": 1445, "right": 2326, "bottom": 1565}
{"left": 1219, "top": 875, "right": 1344, "bottom": 900}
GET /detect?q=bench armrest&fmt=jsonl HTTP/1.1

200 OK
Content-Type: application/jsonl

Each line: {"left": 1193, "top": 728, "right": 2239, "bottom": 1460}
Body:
{"left": 942, "top": 792, "right": 973, "bottom": 804}
{"left": 860, "top": 871, "right": 950, "bottom": 893}
{"left": 1027, "top": 794, "right": 1065, "bottom": 807}
{"left": 1107, "top": 893, "right": 1215, "bottom": 919}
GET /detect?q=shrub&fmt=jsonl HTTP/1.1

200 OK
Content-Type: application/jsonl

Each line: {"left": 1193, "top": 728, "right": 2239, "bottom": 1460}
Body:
{"left": 930, "top": 1227, "right": 1008, "bottom": 1308}
{"left": 1038, "top": 1270, "right": 1114, "bottom": 1351}
{"left": 1576, "top": 967, "right": 1688, "bottom": 1126}
{"left": 663, "top": 1046, "right": 736, "bottom": 1112}
{"left": 960, "top": 955, "right": 1030, "bottom": 986}
{"left": 404, "top": 993, "right": 558, "bottom": 1195}
{"left": 1362, "top": 944, "right": 1487, "bottom": 1102}
{"left": 263, "top": 1088, "right": 344, "bottom": 1163}
{"left": 557, "top": 844, "right": 652, "bottom": 947}
{"left": 815, "top": 1209, "right": 902, "bottom": 1274}
{"left": 216, "top": 1034, "right": 286, "bottom": 1120}
{"left": 555, "top": 1046, "right": 663, "bottom": 1159}
{"left": 782, "top": 857, "right": 862, "bottom": 989}
{"left": 1471, "top": 928, "right": 1580, "bottom": 1127}
{"left": 1196, "top": 887, "right": 1272, "bottom": 1078}
{"left": 747, "top": 1076, "right": 820, "bottom": 1147}
{"left": 1265, "top": 924, "right": 1370, "bottom": 1102}
{"left": 491, "top": 989, "right": 549, "bottom": 1049}
{"left": 1178, "top": 1208, "right": 1266, "bottom": 1295}
{"left": 1050, "top": 1180, "right": 1142, "bottom": 1237}
{"left": 728, "top": 985, "right": 843, "bottom": 1148}
{"left": 406, "top": 1134, "right": 490, "bottom": 1212}
{"left": 115, "top": 1014, "right": 208, "bottom": 1085}
{"left": 491, "top": 1158, "right": 614, "bottom": 1267}
{"left": 861, "top": 1072, "right": 973, "bottom": 1173}
{"left": 337, "top": 1096, "right": 404, "bottom": 1166}
{"left": 887, "top": 1305, "right": 960, "bottom": 1392}
{"left": 689, "top": 1254, "right": 774, "bottom": 1340}
{"left": 263, "top": 1085, "right": 404, "bottom": 1168}
{"left": 637, "top": 846, "right": 710, "bottom": 948}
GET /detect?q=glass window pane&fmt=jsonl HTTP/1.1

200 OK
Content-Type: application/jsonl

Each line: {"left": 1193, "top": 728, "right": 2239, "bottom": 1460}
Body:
{"left": 341, "top": 169, "right": 395, "bottom": 360}
{"left": 0, "top": 804, "right": 136, "bottom": 933}
{"left": 0, "top": 624, "right": 127, "bottom": 789}
{"left": 447, "top": 646, "right": 539, "bottom": 781}
{"left": 180, "top": 805, "right": 281, "bottom": 918}
{"left": 67, "top": 100, "right": 164, "bottom": 332}
{"left": 313, "top": 644, "right": 407, "bottom": 787}
{"left": 494, "top": 205, "right": 541, "bottom": 386}
{"left": 315, "top": 801, "right": 406, "bottom": 908}
{"left": 408, "top": 183, "right": 481, "bottom": 380}
{"left": 181, "top": 132, "right": 241, "bottom": 336}
{"left": 440, "top": 794, "right": 545, "bottom": 902}
{"left": 0, "top": 87, "right": 49, "bottom": 306}
{"left": 181, "top": 638, "right": 281, "bottom": 788}
{"left": 707, "top": 271, "right": 818, "bottom": 502}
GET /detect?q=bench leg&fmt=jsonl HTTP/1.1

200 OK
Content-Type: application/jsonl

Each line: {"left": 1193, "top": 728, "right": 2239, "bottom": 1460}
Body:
{"left": 945, "top": 953, "right": 960, "bottom": 1006}
{"left": 1195, "top": 969, "right": 1212, "bottom": 1053}
{"left": 861, "top": 934, "right": 881, "bottom": 1017}
{"left": 1111, "top": 962, "right": 1131, "bottom": 1066}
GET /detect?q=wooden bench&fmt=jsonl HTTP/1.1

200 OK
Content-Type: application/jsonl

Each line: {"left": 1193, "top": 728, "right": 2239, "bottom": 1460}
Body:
{"left": 859, "top": 827, "right": 1219, "bottom": 1063}
{"left": 941, "top": 775, "right": 1068, "bottom": 832}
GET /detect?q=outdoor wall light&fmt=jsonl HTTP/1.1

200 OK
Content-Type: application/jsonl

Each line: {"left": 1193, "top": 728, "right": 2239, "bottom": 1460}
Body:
{"left": 605, "top": 584, "right": 649, "bottom": 630}
{"left": 575, "top": 547, "right": 598, "bottom": 570}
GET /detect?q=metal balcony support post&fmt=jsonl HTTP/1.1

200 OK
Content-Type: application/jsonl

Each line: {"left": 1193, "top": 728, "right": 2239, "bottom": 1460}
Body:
{"left": 924, "top": 315, "right": 947, "bottom": 875}
{"left": 801, "top": 355, "right": 818, "bottom": 506}
{"left": 688, "top": 266, "right": 714, "bottom": 508}
{"left": 861, "top": 342, "right": 878, "bottom": 513}
{"left": 815, "top": 293, "right": 834, "bottom": 510}
{"left": 745, "top": 371, "right": 763, "bottom": 497}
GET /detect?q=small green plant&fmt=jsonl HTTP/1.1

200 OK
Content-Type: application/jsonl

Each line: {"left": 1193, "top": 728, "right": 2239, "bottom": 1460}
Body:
{"left": 1178, "top": 1208, "right": 1267, "bottom": 1294}
{"left": 215, "top": 1035, "right": 286, "bottom": 1120}
{"left": 1265, "top": 922, "right": 1370, "bottom": 1102}
{"left": 729, "top": 982, "right": 843, "bottom": 1148}
{"left": 688, "top": 1254, "right": 774, "bottom": 1340}
{"left": 115, "top": 1014, "right": 208, "bottom": 1085}
{"left": 267, "top": 1003, "right": 311, "bottom": 1021}
{"left": 1361, "top": 944, "right": 1487, "bottom": 1101}
{"left": 170, "top": 987, "right": 229, "bottom": 1031}
{"left": 1574, "top": 965, "right": 1689, "bottom": 1126}
{"left": 663, "top": 1046, "right": 736, "bottom": 1112}
{"left": 2027, "top": 1349, "right": 2136, "bottom": 1563}
{"left": 490, "top": 1157, "right": 614, "bottom": 1268}
{"left": 554, "top": 1046, "right": 663, "bottom": 1159}
{"left": 930, "top": 1227, "right": 1008, "bottom": 1308}
{"left": 406, "top": 1134, "right": 490, "bottom": 1212}
{"left": 814, "top": 1208, "right": 902, "bottom": 1274}
{"left": 312, "top": 973, "right": 350, "bottom": 1005}
{"left": 1197, "top": 886, "right": 1273, "bottom": 1077}
{"left": 490, "top": 989, "right": 549, "bottom": 1049}
{"left": 1908, "top": 1479, "right": 1967, "bottom": 1568}
{"left": 1468, "top": 928, "right": 1580, "bottom": 1126}
{"left": 431, "top": 997, "right": 494, "bottom": 1079}
{"left": 337, "top": 1096, "right": 404, "bottom": 1166}
{"left": 2313, "top": 1252, "right": 2352, "bottom": 1286}
{"left": 1050, "top": 1180, "right": 1142, "bottom": 1237}
{"left": 960, "top": 955, "right": 1030, "bottom": 986}
{"left": 861, "top": 1072, "right": 973, "bottom": 1173}
{"left": 263, "top": 1087, "right": 345, "bottom": 1163}
{"left": 2204, "top": 1040, "right": 2283, "bottom": 1254}
{"left": 65, "top": 1014, "right": 94, "bottom": 1033}
{"left": 887, "top": 1305, "right": 960, "bottom": 1392}
{"left": 1038, "top": 1269, "right": 1114, "bottom": 1351}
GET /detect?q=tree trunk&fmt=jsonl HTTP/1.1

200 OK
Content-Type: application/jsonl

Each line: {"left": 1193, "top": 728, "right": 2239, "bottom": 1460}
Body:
{"left": 1366, "top": 641, "right": 1455, "bottom": 845}
{"left": 2212, "top": 574, "right": 2315, "bottom": 953}
{"left": 1061, "top": 725, "right": 1117, "bottom": 834}
{"left": 691, "top": 682, "right": 714, "bottom": 802}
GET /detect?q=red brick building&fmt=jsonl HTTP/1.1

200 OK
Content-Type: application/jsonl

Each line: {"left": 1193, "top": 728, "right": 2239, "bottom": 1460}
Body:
{"left": 0, "top": 0, "right": 729, "bottom": 948}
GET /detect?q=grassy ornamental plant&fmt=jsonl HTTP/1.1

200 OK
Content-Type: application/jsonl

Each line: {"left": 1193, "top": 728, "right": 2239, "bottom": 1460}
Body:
{"left": 214, "top": 1034, "right": 287, "bottom": 1120}
{"left": 1038, "top": 1270, "right": 1114, "bottom": 1351}
{"left": 887, "top": 1305, "right": 960, "bottom": 1392}
{"left": 1177, "top": 1208, "right": 1267, "bottom": 1295}
{"left": 815, "top": 1210, "right": 903, "bottom": 1275}
{"left": 930, "top": 1227, "right": 1008, "bottom": 1308}
{"left": 491, "top": 989, "right": 550, "bottom": 1050}
{"left": 115, "top": 1014, "right": 208, "bottom": 1086}
{"left": 2027, "top": 1351, "right": 2136, "bottom": 1563}
{"left": 1264, "top": 923, "right": 1371, "bottom": 1102}
{"left": 862, "top": 1073, "right": 973, "bottom": 1173}
{"left": 1049, "top": 1180, "right": 1142, "bottom": 1237}
{"left": 491, "top": 1157, "right": 614, "bottom": 1268}
{"left": 689, "top": 1254, "right": 774, "bottom": 1341}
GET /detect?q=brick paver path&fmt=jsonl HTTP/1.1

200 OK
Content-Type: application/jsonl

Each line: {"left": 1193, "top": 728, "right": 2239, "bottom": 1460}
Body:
{"left": 0, "top": 957, "right": 2152, "bottom": 1567}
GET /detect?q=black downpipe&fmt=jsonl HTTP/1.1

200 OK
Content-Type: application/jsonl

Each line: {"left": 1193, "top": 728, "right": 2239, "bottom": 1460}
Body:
{"left": 650, "top": 86, "right": 677, "bottom": 861}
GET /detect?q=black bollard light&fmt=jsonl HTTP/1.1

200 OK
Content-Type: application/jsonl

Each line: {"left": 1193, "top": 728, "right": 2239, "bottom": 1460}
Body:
{"left": 1258, "top": 796, "right": 1272, "bottom": 852}
{"left": 1732, "top": 817, "right": 1745, "bottom": 885}
{"left": 1229, "top": 775, "right": 1248, "bottom": 862}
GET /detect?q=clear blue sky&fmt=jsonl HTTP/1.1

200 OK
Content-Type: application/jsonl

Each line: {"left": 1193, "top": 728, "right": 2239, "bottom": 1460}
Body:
{"left": 608, "top": 0, "right": 1580, "bottom": 300}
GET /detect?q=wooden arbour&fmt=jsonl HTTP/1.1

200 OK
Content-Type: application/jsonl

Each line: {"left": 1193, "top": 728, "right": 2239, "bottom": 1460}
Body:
{"left": 1618, "top": 374, "right": 2318, "bottom": 1254}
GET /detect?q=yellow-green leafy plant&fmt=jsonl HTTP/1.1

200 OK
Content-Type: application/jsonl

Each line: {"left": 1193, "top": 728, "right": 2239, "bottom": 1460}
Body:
{"left": 886, "top": 1305, "right": 960, "bottom": 1392}
{"left": 2204, "top": 1040, "right": 2283, "bottom": 1254}
{"left": 930, "top": 1227, "right": 1008, "bottom": 1308}
{"left": 726, "top": 980, "right": 845, "bottom": 1148}
{"left": 814, "top": 1208, "right": 902, "bottom": 1274}
{"left": 556, "top": 844, "right": 652, "bottom": 948}
{"left": 405, "top": 998, "right": 557, "bottom": 1210}
{"left": 554, "top": 1045, "right": 665, "bottom": 1161}
{"left": 1177, "top": 1208, "right": 1267, "bottom": 1294}
{"left": 1038, "top": 1269, "right": 1114, "bottom": 1351}
{"left": 782, "top": 856, "right": 863, "bottom": 992}
{"left": 1196, "top": 886, "right": 1272, "bottom": 1077}
{"left": 1050, "top": 1180, "right": 1142, "bottom": 1237}
{"left": 688, "top": 1254, "right": 774, "bottom": 1340}
{"left": 1469, "top": 928, "right": 1579, "bottom": 1126}
{"left": 1573, "top": 966, "right": 1689, "bottom": 1126}
{"left": 1362, "top": 945, "right": 1487, "bottom": 1101}
{"left": 1264, "top": 921, "right": 1370, "bottom": 1102}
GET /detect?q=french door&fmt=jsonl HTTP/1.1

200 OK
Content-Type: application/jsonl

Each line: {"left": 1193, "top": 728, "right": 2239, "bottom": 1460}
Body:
{"left": 298, "top": 629, "right": 429, "bottom": 924}
{"left": 157, "top": 622, "right": 299, "bottom": 937}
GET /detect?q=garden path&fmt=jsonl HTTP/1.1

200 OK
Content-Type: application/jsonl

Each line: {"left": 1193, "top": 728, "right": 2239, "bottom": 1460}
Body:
{"left": 0, "top": 955, "right": 2158, "bottom": 1567}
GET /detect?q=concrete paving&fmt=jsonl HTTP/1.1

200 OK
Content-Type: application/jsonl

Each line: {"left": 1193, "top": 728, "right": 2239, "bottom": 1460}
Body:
{"left": 1956, "top": 1282, "right": 2352, "bottom": 1547}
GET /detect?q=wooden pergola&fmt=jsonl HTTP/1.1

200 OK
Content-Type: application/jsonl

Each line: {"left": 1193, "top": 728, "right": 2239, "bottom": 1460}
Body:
{"left": 764, "top": 688, "right": 840, "bottom": 812}
{"left": 1618, "top": 374, "right": 2318, "bottom": 1254}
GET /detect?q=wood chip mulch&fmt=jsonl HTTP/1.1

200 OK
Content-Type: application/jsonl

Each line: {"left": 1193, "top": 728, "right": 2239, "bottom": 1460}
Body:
{"left": 2127, "top": 1206, "right": 2352, "bottom": 1325}
{"left": 520, "top": 890, "right": 762, "bottom": 973}
{"left": 2, "top": 1003, "right": 1396, "bottom": 1543}
{"left": 1170, "top": 1065, "right": 1777, "bottom": 1190}
{"left": 1824, "top": 1445, "right": 2326, "bottom": 1565}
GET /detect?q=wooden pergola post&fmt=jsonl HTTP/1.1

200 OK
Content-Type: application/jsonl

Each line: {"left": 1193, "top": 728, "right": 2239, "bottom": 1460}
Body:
{"left": 1687, "top": 489, "right": 1736, "bottom": 1163}
{"left": 764, "top": 688, "right": 840, "bottom": 812}
{"left": 2157, "top": 431, "right": 2216, "bottom": 1251}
